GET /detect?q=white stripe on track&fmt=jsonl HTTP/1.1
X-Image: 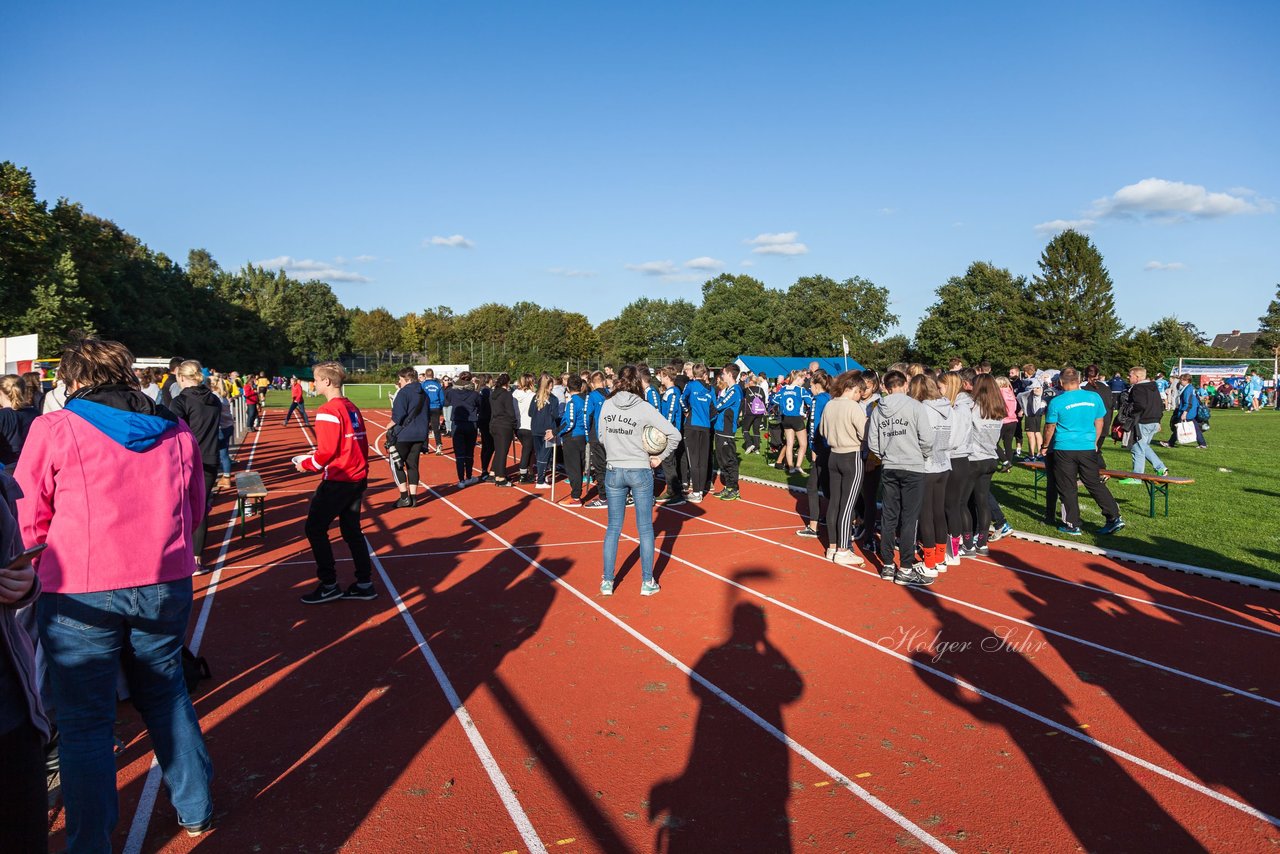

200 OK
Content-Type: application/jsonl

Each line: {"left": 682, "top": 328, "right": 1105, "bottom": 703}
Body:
{"left": 123, "top": 424, "right": 265, "bottom": 854}
{"left": 510, "top": 482, "right": 1280, "bottom": 828}
{"left": 421, "top": 484, "right": 955, "bottom": 853}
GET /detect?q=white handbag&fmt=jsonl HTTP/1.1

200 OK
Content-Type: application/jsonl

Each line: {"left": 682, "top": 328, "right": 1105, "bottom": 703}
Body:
{"left": 1175, "top": 420, "right": 1196, "bottom": 444}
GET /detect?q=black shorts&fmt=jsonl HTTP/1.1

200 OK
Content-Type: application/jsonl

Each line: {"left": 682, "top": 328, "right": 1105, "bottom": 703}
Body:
{"left": 1023, "top": 414, "right": 1043, "bottom": 432}
{"left": 782, "top": 415, "right": 805, "bottom": 432}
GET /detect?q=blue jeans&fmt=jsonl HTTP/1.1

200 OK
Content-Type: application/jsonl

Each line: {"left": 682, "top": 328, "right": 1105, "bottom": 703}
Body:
{"left": 1130, "top": 421, "right": 1165, "bottom": 473}
{"left": 37, "top": 578, "right": 213, "bottom": 852}
{"left": 602, "top": 466, "right": 656, "bottom": 584}
{"left": 217, "top": 425, "right": 234, "bottom": 475}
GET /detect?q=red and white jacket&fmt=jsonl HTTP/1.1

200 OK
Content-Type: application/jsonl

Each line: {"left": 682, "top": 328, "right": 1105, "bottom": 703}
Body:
{"left": 301, "top": 397, "right": 369, "bottom": 482}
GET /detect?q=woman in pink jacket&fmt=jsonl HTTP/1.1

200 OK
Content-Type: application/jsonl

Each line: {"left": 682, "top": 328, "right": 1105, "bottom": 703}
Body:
{"left": 15, "top": 338, "right": 213, "bottom": 851}
{"left": 994, "top": 375, "right": 1019, "bottom": 473}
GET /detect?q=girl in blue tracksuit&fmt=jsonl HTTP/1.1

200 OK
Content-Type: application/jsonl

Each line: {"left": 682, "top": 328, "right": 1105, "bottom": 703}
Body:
{"left": 773, "top": 371, "right": 810, "bottom": 475}
{"left": 585, "top": 372, "right": 609, "bottom": 506}
{"left": 656, "top": 367, "right": 686, "bottom": 504}
{"left": 680, "top": 364, "right": 716, "bottom": 501}
{"left": 558, "top": 375, "right": 590, "bottom": 501}
{"left": 712, "top": 364, "right": 743, "bottom": 499}
{"left": 798, "top": 369, "right": 832, "bottom": 536}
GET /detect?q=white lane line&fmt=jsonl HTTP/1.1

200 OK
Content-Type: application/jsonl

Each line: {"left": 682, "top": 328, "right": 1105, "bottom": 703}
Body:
{"left": 421, "top": 484, "right": 955, "bottom": 853}
{"left": 123, "top": 425, "right": 265, "bottom": 854}
{"left": 513, "top": 483, "right": 1280, "bottom": 828}
{"left": 658, "top": 504, "right": 1280, "bottom": 709}
{"left": 368, "top": 542, "right": 548, "bottom": 854}
{"left": 295, "top": 416, "right": 547, "bottom": 851}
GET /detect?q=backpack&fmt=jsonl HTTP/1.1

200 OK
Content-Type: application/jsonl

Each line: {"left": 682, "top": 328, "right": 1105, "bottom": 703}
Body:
{"left": 747, "top": 389, "right": 766, "bottom": 415}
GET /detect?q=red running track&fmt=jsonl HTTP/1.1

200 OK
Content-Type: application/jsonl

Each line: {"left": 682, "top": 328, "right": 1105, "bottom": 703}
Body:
{"left": 63, "top": 410, "right": 1280, "bottom": 852}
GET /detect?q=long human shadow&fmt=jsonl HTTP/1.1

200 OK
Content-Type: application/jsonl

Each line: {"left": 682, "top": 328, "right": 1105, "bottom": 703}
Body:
{"left": 1001, "top": 554, "right": 1280, "bottom": 823}
{"left": 903, "top": 586, "right": 1206, "bottom": 851}
{"left": 649, "top": 596, "right": 803, "bottom": 853}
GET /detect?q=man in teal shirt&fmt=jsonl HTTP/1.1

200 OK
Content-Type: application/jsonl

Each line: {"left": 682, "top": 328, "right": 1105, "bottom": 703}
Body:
{"left": 1043, "top": 367, "right": 1124, "bottom": 536}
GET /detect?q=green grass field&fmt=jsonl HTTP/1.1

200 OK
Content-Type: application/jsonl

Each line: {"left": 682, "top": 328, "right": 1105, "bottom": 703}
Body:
{"left": 266, "top": 388, "right": 1279, "bottom": 581}
{"left": 737, "top": 408, "right": 1280, "bottom": 583}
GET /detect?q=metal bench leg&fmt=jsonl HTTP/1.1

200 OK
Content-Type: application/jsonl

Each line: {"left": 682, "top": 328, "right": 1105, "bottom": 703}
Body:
{"left": 237, "top": 498, "right": 246, "bottom": 538}
{"left": 1033, "top": 468, "right": 1043, "bottom": 501}
{"left": 1161, "top": 482, "right": 1169, "bottom": 517}
{"left": 258, "top": 498, "right": 266, "bottom": 538}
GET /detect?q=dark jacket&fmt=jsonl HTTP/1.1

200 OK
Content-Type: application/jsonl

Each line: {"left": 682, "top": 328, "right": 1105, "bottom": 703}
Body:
{"left": 445, "top": 384, "right": 482, "bottom": 425}
{"left": 529, "top": 394, "right": 561, "bottom": 437}
{"left": 390, "top": 382, "right": 429, "bottom": 444}
{"left": 1128, "top": 381, "right": 1164, "bottom": 426}
{"left": 488, "top": 387, "right": 518, "bottom": 432}
{"left": 170, "top": 385, "right": 222, "bottom": 467}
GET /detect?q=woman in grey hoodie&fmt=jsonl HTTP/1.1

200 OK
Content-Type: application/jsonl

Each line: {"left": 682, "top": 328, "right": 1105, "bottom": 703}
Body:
{"left": 966, "top": 375, "right": 1009, "bottom": 557}
{"left": 941, "top": 372, "right": 976, "bottom": 566}
{"left": 909, "top": 374, "right": 952, "bottom": 576}
{"left": 598, "top": 366, "right": 683, "bottom": 597}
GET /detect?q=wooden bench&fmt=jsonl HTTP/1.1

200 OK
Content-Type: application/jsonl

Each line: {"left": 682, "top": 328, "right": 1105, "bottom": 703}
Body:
{"left": 1018, "top": 460, "right": 1194, "bottom": 518}
{"left": 235, "top": 471, "right": 269, "bottom": 539}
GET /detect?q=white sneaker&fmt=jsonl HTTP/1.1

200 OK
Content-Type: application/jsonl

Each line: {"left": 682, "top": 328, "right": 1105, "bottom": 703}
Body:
{"left": 687, "top": 492, "right": 704, "bottom": 504}
{"left": 535, "top": 482, "right": 551, "bottom": 490}
{"left": 915, "top": 562, "right": 939, "bottom": 578}
{"left": 944, "top": 553, "right": 960, "bottom": 567}
{"left": 832, "top": 549, "right": 864, "bottom": 566}
{"left": 825, "top": 545, "right": 838, "bottom": 560}
{"left": 456, "top": 481, "right": 467, "bottom": 489}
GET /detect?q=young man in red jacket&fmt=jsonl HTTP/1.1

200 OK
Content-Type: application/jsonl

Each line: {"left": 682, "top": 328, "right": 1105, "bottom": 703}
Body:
{"left": 295, "top": 362, "right": 373, "bottom": 603}
{"left": 284, "top": 376, "right": 312, "bottom": 428}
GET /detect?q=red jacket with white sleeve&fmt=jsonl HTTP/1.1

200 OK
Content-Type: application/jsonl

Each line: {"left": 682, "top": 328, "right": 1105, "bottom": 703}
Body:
{"left": 301, "top": 397, "right": 369, "bottom": 482}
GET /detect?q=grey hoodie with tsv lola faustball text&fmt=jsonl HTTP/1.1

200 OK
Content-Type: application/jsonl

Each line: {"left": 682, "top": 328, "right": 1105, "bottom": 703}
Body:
{"left": 599, "top": 391, "right": 683, "bottom": 468}
{"left": 866, "top": 392, "right": 934, "bottom": 473}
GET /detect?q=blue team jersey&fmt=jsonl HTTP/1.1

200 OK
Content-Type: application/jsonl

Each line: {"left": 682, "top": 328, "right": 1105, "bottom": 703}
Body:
{"left": 645, "top": 384, "right": 660, "bottom": 409}
{"left": 776, "top": 385, "right": 807, "bottom": 417}
{"left": 809, "top": 391, "right": 831, "bottom": 448}
{"left": 682, "top": 379, "right": 715, "bottom": 428}
{"left": 586, "top": 388, "right": 607, "bottom": 436}
{"left": 661, "top": 386, "right": 684, "bottom": 430}
{"left": 713, "top": 384, "right": 742, "bottom": 435}
{"left": 1155, "top": 378, "right": 1170, "bottom": 394}
{"left": 421, "top": 379, "right": 445, "bottom": 409}
{"left": 559, "top": 393, "right": 588, "bottom": 437}
{"left": 1045, "top": 389, "right": 1105, "bottom": 451}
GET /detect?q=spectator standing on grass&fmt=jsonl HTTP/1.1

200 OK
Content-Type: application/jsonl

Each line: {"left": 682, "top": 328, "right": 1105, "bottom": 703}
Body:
{"left": 967, "top": 375, "right": 1011, "bottom": 557}
{"left": 1017, "top": 379, "right": 1047, "bottom": 460}
{"left": 1117, "top": 366, "right": 1168, "bottom": 484}
{"left": 16, "top": 337, "right": 214, "bottom": 848}
{"left": 169, "top": 361, "right": 222, "bottom": 571}
{"left": 296, "top": 362, "right": 373, "bottom": 604}
{"left": 284, "top": 376, "right": 311, "bottom": 427}
{"left": 598, "top": 366, "right": 682, "bottom": 597}
{"left": 867, "top": 370, "right": 934, "bottom": 586}
{"left": 1164, "top": 373, "right": 1207, "bottom": 449}
{"left": 1246, "top": 370, "right": 1263, "bottom": 412}
{"left": 994, "top": 374, "right": 1018, "bottom": 471}
{"left": 1043, "top": 367, "right": 1125, "bottom": 536}
{"left": 1083, "top": 365, "right": 1116, "bottom": 454}
{"left": 389, "top": 367, "right": 429, "bottom": 508}
{"left": 0, "top": 375, "right": 39, "bottom": 474}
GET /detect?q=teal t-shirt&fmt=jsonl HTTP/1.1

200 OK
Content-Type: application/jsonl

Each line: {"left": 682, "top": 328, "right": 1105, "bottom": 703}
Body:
{"left": 1045, "top": 389, "right": 1105, "bottom": 451}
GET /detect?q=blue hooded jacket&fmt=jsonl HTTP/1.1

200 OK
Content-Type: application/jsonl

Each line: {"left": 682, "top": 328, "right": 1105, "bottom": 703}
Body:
{"left": 64, "top": 387, "right": 179, "bottom": 452}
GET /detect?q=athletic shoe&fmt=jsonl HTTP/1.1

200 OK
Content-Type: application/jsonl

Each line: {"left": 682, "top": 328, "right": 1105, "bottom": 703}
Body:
{"left": 1057, "top": 524, "right": 1083, "bottom": 536}
{"left": 456, "top": 480, "right": 468, "bottom": 489}
{"left": 687, "top": 492, "right": 704, "bottom": 504}
{"left": 1155, "top": 468, "right": 1169, "bottom": 477}
{"left": 626, "top": 495, "right": 635, "bottom": 506}
{"left": 561, "top": 496, "right": 586, "bottom": 507}
{"left": 478, "top": 473, "right": 493, "bottom": 483}
{"left": 1195, "top": 444, "right": 1207, "bottom": 450}
{"left": 914, "top": 561, "right": 939, "bottom": 578}
{"left": 585, "top": 498, "right": 608, "bottom": 509}
{"left": 851, "top": 524, "right": 865, "bottom": 542}
{"left": 655, "top": 490, "right": 674, "bottom": 504}
{"left": 975, "top": 544, "right": 990, "bottom": 556}
{"left": 989, "top": 523, "right": 1012, "bottom": 542}
{"left": 535, "top": 481, "right": 551, "bottom": 490}
{"left": 1098, "top": 517, "right": 1126, "bottom": 535}
{"left": 300, "top": 583, "right": 343, "bottom": 605}
{"left": 716, "top": 488, "right": 739, "bottom": 501}
{"left": 1117, "top": 477, "right": 1141, "bottom": 485}
{"left": 878, "top": 562, "right": 897, "bottom": 581}
{"left": 796, "top": 527, "right": 819, "bottom": 539}
{"left": 183, "top": 818, "right": 213, "bottom": 838}
{"left": 494, "top": 479, "right": 513, "bottom": 488}
{"left": 959, "top": 543, "right": 978, "bottom": 558}
{"left": 394, "top": 494, "right": 414, "bottom": 508}
{"left": 464, "top": 476, "right": 481, "bottom": 486}
{"left": 832, "top": 549, "right": 864, "bottom": 567}
{"left": 640, "top": 580, "right": 660, "bottom": 596}
{"left": 894, "top": 566, "right": 934, "bottom": 586}
{"left": 744, "top": 444, "right": 757, "bottom": 454}
{"left": 826, "top": 545, "right": 838, "bottom": 560}
{"left": 600, "top": 579, "right": 614, "bottom": 596}
{"left": 435, "top": 448, "right": 445, "bottom": 456}
{"left": 342, "top": 582, "right": 378, "bottom": 601}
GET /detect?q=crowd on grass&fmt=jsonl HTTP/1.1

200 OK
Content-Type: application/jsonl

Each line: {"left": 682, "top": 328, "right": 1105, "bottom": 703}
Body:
{"left": 1, "top": 334, "right": 1277, "bottom": 852}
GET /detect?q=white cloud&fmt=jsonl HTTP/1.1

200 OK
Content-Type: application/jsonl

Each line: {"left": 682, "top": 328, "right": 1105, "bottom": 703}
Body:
{"left": 626, "top": 260, "right": 680, "bottom": 277}
{"left": 1033, "top": 218, "right": 1096, "bottom": 235}
{"left": 424, "top": 234, "right": 474, "bottom": 248}
{"left": 878, "top": 207, "right": 897, "bottom": 215}
{"left": 1144, "top": 260, "right": 1187, "bottom": 272}
{"left": 353, "top": 254, "right": 378, "bottom": 262}
{"left": 253, "top": 255, "right": 372, "bottom": 283}
{"left": 547, "top": 267, "right": 598, "bottom": 278}
{"left": 1093, "top": 178, "right": 1274, "bottom": 221}
{"left": 684, "top": 256, "right": 724, "bottom": 271}
{"left": 740, "top": 259, "right": 755, "bottom": 267}
{"left": 746, "top": 232, "right": 809, "bottom": 256}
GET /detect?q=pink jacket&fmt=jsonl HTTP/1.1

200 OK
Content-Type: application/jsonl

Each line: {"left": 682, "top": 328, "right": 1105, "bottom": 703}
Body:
{"left": 15, "top": 408, "right": 205, "bottom": 594}
{"left": 1000, "top": 387, "right": 1018, "bottom": 424}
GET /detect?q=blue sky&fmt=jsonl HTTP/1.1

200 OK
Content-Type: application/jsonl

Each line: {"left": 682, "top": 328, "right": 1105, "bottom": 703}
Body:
{"left": 4, "top": 1, "right": 1277, "bottom": 342}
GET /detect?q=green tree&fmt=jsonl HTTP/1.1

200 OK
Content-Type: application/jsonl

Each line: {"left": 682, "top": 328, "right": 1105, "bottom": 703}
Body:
{"left": 456, "top": 303, "right": 516, "bottom": 343}
{"left": 914, "top": 262, "right": 1031, "bottom": 369}
{"left": 778, "top": 275, "right": 897, "bottom": 359}
{"left": 1113, "top": 316, "right": 1224, "bottom": 375}
{"left": 1028, "top": 230, "right": 1122, "bottom": 367}
{"left": 20, "top": 251, "right": 96, "bottom": 354}
{"left": 0, "top": 162, "right": 57, "bottom": 330}
{"left": 689, "top": 274, "right": 783, "bottom": 366}
{"left": 349, "top": 306, "right": 400, "bottom": 352}
{"left": 1255, "top": 283, "right": 1280, "bottom": 356}
{"left": 281, "top": 281, "right": 349, "bottom": 360}
{"left": 608, "top": 297, "right": 697, "bottom": 363}
{"left": 399, "top": 312, "right": 427, "bottom": 353}
{"left": 863, "top": 335, "right": 914, "bottom": 369}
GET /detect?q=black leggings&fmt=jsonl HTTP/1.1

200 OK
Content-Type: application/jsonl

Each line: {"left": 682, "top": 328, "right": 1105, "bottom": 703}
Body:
{"left": 589, "top": 434, "right": 607, "bottom": 491}
{"left": 394, "top": 441, "right": 423, "bottom": 489}
{"left": 826, "top": 451, "right": 863, "bottom": 551}
{"left": 997, "top": 422, "right": 1017, "bottom": 464}
{"left": 428, "top": 409, "right": 444, "bottom": 447}
{"left": 685, "top": 426, "right": 711, "bottom": 495}
{"left": 715, "top": 433, "right": 739, "bottom": 489}
{"left": 491, "top": 426, "right": 514, "bottom": 480}
{"left": 517, "top": 429, "right": 535, "bottom": 474}
{"left": 944, "top": 456, "right": 975, "bottom": 540}
{"left": 920, "top": 471, "right": 950, "bottom": 549}
{"left": 562, "top": 435, "right": 587, "bottom": 499}
{"left": 970, "top": 459, "right": 998, "bottom": 543}
{"left": 453, "top": 423, "right": 478, "bottom": 480}
{"left": 479, "top": 424, "right": 495, "bottom": 474}
{"left": 194, "top": 464, "right": 217, "bottom": 556}
{"left": 741, "top": 413, "right": 763, "bottom": 450}
{"left": 806, "top": 446, "right": 830, "bottom": 524}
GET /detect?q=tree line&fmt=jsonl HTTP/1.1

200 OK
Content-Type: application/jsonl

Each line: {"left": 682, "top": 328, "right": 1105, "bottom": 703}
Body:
{"left": 3, "top": 161, "right": 1276, "bottom": 376}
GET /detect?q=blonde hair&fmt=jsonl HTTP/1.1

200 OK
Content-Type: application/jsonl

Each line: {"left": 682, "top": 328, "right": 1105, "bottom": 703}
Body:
{"left": 994, "top": 375, "right": 1011, "bottom": 390}
{"left": 535, "top": 373, "right": 554, "bottom": 408}
{"left": 313, "top": 361, "right": 346, "bottom": 387}
{"left": 176, "top": 360, "right": 204, "bottom": 382}
{"left": 0, "top": 374, "right": 32, "bottom": 409}
{"left": 940, "top": 371, "right": 963, "bottom": 403}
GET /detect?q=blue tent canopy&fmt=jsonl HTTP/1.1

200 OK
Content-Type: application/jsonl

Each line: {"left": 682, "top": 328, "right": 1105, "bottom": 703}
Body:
{"left": 734, "top": 354, "right": 863, "bottom": 379}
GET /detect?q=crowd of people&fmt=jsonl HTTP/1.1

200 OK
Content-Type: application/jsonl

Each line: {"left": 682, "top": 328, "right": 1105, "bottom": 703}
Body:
{"left": 0, "top": 333, "right": 1273, "bottom": 852}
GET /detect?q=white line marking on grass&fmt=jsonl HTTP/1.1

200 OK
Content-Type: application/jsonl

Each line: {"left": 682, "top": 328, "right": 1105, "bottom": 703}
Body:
{"left": 515, "top": 484, "right": 1280, "bottom": 828}
{"left": 369, "top": 542, "right": 549, "bottom": 853}
{"left": 123, "top": 425, "right": 265, "bottom": 854}
{"left": 421, "top": 485, "right": 956, "bottom": 853}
